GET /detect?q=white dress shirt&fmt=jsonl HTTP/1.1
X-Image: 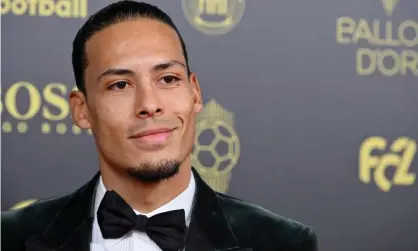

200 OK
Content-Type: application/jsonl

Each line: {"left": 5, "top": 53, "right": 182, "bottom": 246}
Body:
{"left": 90, "top": 172, "right": 196, "bottom": 251}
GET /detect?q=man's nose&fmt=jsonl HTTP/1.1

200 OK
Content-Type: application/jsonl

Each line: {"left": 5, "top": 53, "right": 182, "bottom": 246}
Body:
{"left": 135, "top": 87, "right": 164, "bottom": 119}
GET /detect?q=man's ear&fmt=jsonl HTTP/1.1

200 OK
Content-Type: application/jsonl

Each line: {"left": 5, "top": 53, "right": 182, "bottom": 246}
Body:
{"left": 189, "top": 72, "right": 203, "bottom": 113}
{"left": 69, "top": 90, "right": 92, "bottom": 129}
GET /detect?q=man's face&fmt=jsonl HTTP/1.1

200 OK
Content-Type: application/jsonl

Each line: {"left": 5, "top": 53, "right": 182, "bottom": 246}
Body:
{"left": 70, "top": 19, "right": 202, "bottom": 180}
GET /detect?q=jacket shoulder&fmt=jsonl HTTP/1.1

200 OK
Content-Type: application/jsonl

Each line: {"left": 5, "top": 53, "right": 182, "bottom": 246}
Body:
{"left": 217, "top": 193, "right": 317, "bottom": 251}
{"left": 1, "top": 194, "right": 72, "bottom": 250}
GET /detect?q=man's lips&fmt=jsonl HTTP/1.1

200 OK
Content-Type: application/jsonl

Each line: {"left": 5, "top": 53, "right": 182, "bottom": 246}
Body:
{"left": 130, "top": 128, "right": 175, "bottom": 138}
{"left": 130, "top": 127, "right": 176, "bottom": 146}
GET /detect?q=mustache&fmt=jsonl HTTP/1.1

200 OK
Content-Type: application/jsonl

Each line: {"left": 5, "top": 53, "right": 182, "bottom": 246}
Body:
{"left": 126, "top": 118, "right": 180, "bottom": 136}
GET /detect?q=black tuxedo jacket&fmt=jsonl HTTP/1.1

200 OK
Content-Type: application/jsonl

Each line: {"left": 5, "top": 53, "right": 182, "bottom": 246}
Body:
{"left": 1, "top": 169, "right": 318, "bottom": 251}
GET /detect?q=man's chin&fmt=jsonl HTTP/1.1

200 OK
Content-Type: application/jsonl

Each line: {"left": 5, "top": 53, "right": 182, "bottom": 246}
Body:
{"left": 126, "top": 159, "right": 180, "bottom": 183}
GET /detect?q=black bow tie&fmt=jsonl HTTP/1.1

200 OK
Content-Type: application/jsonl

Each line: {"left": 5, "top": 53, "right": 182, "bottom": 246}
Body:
{"left": 97, "top": 190, "right": 187, "bottom": 251}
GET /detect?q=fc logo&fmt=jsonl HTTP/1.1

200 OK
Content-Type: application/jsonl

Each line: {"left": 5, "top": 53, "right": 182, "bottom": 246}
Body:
{"left": 182, "top": 0, "right": 246, "bottom": 35}
{"left": 359, "top": 137, "right": 416, "bottom": 192}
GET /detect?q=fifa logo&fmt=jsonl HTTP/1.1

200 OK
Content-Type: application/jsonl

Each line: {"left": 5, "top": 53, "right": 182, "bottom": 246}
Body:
{"left": 359, "top": 137, "right": 416, "bottom": 192}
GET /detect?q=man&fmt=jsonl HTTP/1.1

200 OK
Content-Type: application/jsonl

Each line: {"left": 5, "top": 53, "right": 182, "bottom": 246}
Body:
{"left": 1, "top": 1, "right": 318, "bottom": 251}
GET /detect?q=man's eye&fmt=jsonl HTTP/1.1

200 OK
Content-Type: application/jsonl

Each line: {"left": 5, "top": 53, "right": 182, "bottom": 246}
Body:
{"left": 161, "top": 76, "right": 180, "bottom": 84}
{"left": 109, "top": 81, "right": 129, "bottom": 90}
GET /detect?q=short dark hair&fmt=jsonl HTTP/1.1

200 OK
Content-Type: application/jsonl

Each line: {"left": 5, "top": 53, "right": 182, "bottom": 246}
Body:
{"left": 72, "top": 1, "right": 190, "bottom": 94}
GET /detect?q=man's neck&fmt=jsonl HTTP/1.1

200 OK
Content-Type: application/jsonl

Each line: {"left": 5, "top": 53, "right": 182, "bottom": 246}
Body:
{"left": 99, "top": 159, "right": 192, "bottom": 214}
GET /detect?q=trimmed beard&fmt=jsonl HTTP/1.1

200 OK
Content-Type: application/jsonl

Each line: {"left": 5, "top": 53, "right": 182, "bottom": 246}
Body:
{"left": 127, "top": 159, "right": 180, "bottom": 183}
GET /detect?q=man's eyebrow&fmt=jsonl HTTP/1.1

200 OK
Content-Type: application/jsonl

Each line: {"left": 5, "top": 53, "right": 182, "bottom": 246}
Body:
{"left": 96, "top": 60, "right": 187, "bottom": 82}
{"left": 152, "top": 60, "right": 187, "bottom": 72}
{"left": 97, "top": 68, "right": 135, "bottom": 82}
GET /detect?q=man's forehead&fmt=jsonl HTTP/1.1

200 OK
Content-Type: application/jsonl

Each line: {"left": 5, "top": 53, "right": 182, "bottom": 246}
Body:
{"left": 88, "top": 19, "right": 180, "bottom": 46}
{"left": 86, "top": 20, "right": 182, "bottom": 59}
{"left": 84, "top": 22, "right": 184, "bottom": 69}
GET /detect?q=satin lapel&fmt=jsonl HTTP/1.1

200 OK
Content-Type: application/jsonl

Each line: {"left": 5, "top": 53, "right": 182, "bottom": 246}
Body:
{"left": 184, "top": 219, "right": 214, "bottom": 251}
{"left": 185, "top": 221, "right": 255, "bottom": 251}
{"left": 25, "top": 238, "right": 54, "bottom": 251}
{"left": 185, "top": 168, "right": 251, "bottom": 251}
{"left": 25, "top": 173, "right": 100, "bottom": 251}
{"left": 58, "top": 218, "right": 93, "bottom": 251}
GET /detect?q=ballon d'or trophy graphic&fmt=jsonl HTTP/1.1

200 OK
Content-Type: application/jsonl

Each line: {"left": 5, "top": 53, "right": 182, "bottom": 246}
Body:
{"left": 192, "top": 99, "right": 240, "bottom": 193}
